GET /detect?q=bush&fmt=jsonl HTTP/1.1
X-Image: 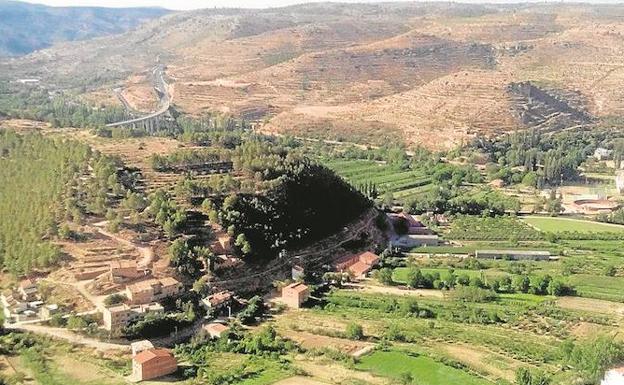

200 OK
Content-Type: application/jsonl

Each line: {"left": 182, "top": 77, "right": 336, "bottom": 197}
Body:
{"left": 375, "top": 268, "right": 394, "bottom": 285}
{"left": 104, "top": 293, "right": 126, "bottom": 306}
{"left": 345, "top": 322, "right": 364, "bottom": 340}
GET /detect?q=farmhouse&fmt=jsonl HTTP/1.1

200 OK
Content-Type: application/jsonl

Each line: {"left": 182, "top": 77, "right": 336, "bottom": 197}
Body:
{"left": 475, "top": 250, "right": 551, "bottom": 261}
{"left": 334, "top": 251, "right": 381, "bottom": 280}
{"left": 102, "top": 302, "right": 164, "bottom": 331}
{"left": 281, "top": 282, "right": 310, "bottom": 309}
{"left": 126, "top": 277, "right": 182, "bottom": 304}
{"left": 201, "top": 291, "right": 233, "bottom": 315}
{"left": 203, "top": 322, "right": 228, "bottom": 339}
{"left": 132, "top": 348, "right": 177, "bottom": 381}
{"left": 392, "top": 234, "right": 439, "bottom": 249}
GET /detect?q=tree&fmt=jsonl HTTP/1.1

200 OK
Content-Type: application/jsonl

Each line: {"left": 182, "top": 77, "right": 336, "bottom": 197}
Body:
{"left": 66, "top": 315, "right": 88, "bottom": 330}
{"left": 547, "top": 280, "right": 566, "bottom": 296}
{"left": 237, "top": 296, "right": 266, "bottom": 325}
{"left": 345, "top": 322, "right": 364, "bottom": 340}
{"left": 406, "top": 267, "right": 424, "bottom": 288}
{"left": 376, "top": 268, "right": 394, "bottom": 285}
{"left": 235, "top": 233, "right": 252, "bottom": 256}
{"left": 512, "top": 275, "right": 530, "bottom": 293}
{"left": 104, "top": 293, "right": 126, "bottom": 306}
{"left": 169, "top": 239, "right": 202, "bottom": 279}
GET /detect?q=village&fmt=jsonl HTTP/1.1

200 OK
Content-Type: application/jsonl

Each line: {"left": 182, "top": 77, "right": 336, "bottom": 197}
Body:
{"left": 1, "top": 201, "right": 573, "bottom": 383}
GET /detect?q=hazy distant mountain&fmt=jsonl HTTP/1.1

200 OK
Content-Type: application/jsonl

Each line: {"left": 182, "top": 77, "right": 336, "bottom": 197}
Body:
{"left": 0, "top": 0, "right": 170, "bottom": 56}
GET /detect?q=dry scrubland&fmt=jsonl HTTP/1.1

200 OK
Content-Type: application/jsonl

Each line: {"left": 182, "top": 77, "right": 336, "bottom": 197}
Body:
{"left": 4, "top": 3, "right": 624, "bottom": 148}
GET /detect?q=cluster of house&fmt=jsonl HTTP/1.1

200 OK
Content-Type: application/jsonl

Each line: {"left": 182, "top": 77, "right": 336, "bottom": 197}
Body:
{"left": 102, "top": 277, "right": 183, "bottom": 331}
{"left": 387, "top": 212, "right": 440, "bottom": 250}
{"left": 1, "top": 279, "right": 60, "bottom": 323}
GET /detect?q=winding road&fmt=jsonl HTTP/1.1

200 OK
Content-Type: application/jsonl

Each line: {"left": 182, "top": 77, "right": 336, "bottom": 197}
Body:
{"left": 106, "top": 64, "right": 171, "bottom": 128}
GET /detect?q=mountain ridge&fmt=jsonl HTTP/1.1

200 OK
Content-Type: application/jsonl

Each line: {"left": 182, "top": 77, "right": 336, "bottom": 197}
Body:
{"left": 0, "top": 0, "right": 170, "bottom": 56}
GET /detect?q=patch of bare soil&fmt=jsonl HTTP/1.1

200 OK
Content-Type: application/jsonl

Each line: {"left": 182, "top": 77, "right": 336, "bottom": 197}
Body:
{"left": 345, "top": 281, "right": 445, "bottom": 299}
{"left": 557, "top": 296, "right": 624, "bottom": 316}
{"left": 281, "top": 330, "right": 373, "bottom": 356}
{"left": 438, "top": 342, "right": 523, "bottom": 382}
{"left": 272, "top": 376, "right": 332, "bottom": 385}
{"left": 295, "top": 359, "right": 387, "bottom": 385}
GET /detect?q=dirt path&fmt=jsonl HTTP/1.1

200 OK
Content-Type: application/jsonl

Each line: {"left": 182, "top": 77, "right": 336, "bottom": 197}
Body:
{"left": 92, "top": 221, "right": 155, "bottom": 267}
{"left": 272, "top": 377, "right": 332, "bottom": 385}
{"left": 6, "top": 323, "right": 130, "bottom": 352}
{"left": 344, "top": 282, "right": 445, "bottom": 299}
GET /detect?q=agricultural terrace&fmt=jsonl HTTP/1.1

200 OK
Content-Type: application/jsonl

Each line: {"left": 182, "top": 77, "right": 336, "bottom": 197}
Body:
{"left": 445, "top": 215, "right": 543, "bottom": 241}
{"left": 323, "top": 159, "right": 434, "bottom": 203}
{"left": 522, "top": 216, "right": 624, "bottom": 234}
{"left": 273, "top": 286, "right": 620, "bottom": 385}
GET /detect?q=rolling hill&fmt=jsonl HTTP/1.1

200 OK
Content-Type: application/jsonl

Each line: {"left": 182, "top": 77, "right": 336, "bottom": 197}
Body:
{"left": 0, "top": 0, "right": 169, "bottom": 56}
{"left": 3, "top": 2, "right": 624, "bottom": 149}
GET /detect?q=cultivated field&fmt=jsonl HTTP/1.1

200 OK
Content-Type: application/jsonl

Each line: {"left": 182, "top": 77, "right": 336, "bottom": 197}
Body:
{"left": 522, "top": 216, "right": 624, "bottom": 234}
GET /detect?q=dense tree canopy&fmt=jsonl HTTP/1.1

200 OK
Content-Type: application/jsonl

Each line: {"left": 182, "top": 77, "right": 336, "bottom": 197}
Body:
{"left": 0, "top": 130, "right": 91, "bottom": 274}
{"left": 218, "top": 160, "right": 371, "bottom": 259}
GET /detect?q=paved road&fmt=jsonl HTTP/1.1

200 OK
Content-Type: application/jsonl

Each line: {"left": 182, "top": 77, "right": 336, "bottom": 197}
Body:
{"left": 106, "top": 64, "right": 170, "bottom": 128}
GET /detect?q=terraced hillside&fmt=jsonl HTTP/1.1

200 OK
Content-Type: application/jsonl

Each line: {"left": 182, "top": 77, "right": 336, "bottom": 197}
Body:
{"left": 325, "top": 159, "right": 434, "bottom": 203}
{"left": 5, "top": 3, "right": 624, "bottom": 148}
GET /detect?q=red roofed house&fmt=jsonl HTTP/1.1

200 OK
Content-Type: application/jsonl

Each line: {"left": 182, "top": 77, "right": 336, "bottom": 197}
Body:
{"left": 132, "top": 348, "right": 177, "bottom": 381}
{"left": 281, "top": 282, "right": 310, "bottom": 309}
{"left": 203, "top": 322, "right": 228, "bottom": 339}
{"left": 334, "top": 251, "right": 381, "bottom": 280}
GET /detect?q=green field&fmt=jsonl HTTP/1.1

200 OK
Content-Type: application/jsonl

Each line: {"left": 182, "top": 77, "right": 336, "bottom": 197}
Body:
{"left": 522, "top": 216, "right": 624, "bottom": 234}
{"left": 567, "top": 274, "right": 624, "bottom": 302}
{"left": 323, "top": 159, "right": 433, "bottom": 202}
{"left": 357, "top": 350, "right": 490, "bottom": 385}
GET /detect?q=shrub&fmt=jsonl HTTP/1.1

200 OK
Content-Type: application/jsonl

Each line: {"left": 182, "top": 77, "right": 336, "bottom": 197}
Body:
{"left": 345, "top": 322, "right": 364, "bottom": 340}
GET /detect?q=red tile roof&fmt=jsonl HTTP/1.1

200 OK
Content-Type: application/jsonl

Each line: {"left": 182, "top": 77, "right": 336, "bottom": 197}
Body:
{"left": 134, "top": 348, "right": 174, "bottom": 365}
{"left": 358, "top": 251, "right": 380, "bottom": 265}
{"left": 348, "top": 261, "right": 373, "bottom": 277}
{"left": 283, "top": 282, "right": 309, "bottom": 294}
{"left": 203, "top": 323, "right": 228, "bottom": 334}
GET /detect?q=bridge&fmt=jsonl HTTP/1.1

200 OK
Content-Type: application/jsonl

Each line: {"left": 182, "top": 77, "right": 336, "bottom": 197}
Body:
{"left": 106, "top": 64, "right": 173, "bottom": 132}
